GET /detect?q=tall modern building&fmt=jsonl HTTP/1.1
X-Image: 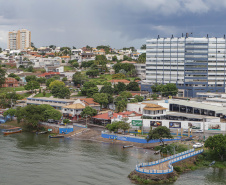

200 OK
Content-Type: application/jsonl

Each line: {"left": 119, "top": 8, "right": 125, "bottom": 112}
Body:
{"left": 8, "top": 29, "right": 31, "bottom": 50}
{"left": 141, "top": 34, "right": 226, "bottom": 97}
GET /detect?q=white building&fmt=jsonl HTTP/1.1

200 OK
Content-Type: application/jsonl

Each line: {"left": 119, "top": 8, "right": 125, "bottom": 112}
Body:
{"left": 142, "top": 34, "right": 226, "bottom": 97}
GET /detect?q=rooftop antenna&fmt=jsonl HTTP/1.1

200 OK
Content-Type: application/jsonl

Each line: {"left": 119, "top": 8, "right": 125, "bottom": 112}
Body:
{"left": 182, "top": 33, "right": 184, "bottom": 37}
{"left": 224, "top": 34, "right": 225, "bottom": 39}
{"left": 207, "top": 34, "right": 208, "bottom": 38}
{"left": 171, "top": 34, "right": 174, "bottom": 38}
{"left": 157, "top": 35, "right": 160, "bottom": 39}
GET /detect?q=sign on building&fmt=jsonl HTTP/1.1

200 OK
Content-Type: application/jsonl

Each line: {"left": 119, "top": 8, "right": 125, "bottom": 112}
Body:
{"left": 132, "top": 120, "right": 142, "bottom": 126}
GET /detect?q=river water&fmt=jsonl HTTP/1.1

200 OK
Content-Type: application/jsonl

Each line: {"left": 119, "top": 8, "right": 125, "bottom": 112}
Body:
{"left": 0, "top": 131, "right": 226, "bottom": 185}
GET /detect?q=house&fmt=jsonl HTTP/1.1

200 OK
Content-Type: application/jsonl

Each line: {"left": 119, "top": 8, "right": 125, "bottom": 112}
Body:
{"left": 142, "top": 104, "right": 167, "bottom": 117}
{"left": 44, "top": 66, "right": 64, "bottom": 73}
{"left": 2, "top": 77, "right": 19, "bottom": 87}
{"left": 62, "top": 103, "right": 85, "bottom": 120}
{"left": 80, "top": 98, "right": 101, "bottom": 111}
{"left": 92, "top": 111, "right": 141, "bottom": 125}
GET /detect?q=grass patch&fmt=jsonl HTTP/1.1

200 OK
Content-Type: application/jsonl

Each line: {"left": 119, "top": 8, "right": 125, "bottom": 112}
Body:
{"left": 0, "top": 86, "right": 25, "bottom": 93}
{"left": 34, "top": 93, "right": 52, "bottom": 97}
{"left": 64, "top": 66, "right": 75, "bottom": 72}
{"left": 21, "top": 92, "right": 32, "bottom": 98}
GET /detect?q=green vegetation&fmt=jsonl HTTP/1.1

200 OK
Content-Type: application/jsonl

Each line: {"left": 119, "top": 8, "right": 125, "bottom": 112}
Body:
{"left": 34, "top": 93, "right": 52, "bottom": 97}
{"left": 0, "top": 86, "right": 25, "bottom": 94}
{"left": 64, "top": 66, "right": 75, "bottom": 72}
{"left": 151, "top": 83, "right": 178, "bottom": 96}
{"left": 80, "top": 106, "right": 97, "bottom": 118}
{"left": 146, "top": 126, "right": 173, "bottom": 146}
{"left": 15, "top": 104, "right": 62, "bottom": 131}
{"left": 106, "top": 120, "right": 130, "bottom": 133}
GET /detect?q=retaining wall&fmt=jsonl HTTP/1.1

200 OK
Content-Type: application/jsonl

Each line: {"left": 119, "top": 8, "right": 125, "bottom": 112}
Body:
{"left": 101, "top": 132, "right": 180, "bottom": 143}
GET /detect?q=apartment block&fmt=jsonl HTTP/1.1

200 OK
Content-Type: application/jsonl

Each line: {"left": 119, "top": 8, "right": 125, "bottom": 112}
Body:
{"left": 141, "top": 35, "right": 226, "bottom": 97}
{"left": 8, "top": 29, "right": 31, "bottom": 50}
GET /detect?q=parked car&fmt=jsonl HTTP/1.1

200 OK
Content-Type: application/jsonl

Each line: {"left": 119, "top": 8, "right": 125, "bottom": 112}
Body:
{"left": 193, "top": 143, "right": 204, "bottom": 148}
{"left": 195, "top": 129, "right": 203, "bottom": 133}
{"left": 47, "top": 119, "right": 55, "bottom": 123}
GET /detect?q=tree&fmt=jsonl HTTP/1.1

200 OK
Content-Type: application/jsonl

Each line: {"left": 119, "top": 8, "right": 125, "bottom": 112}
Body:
{"left": 8, "top": 73, "right": 20, "bottom": 81}
{"left": 151, "top": 93, "right": 158, "bottom": 100}
{"left": 95, "top": 55, "right": 107, "bottom": 61}
{"left": 62, "top": 77, "right": 67, "bottom": 82}
{"left": 146, "top": 126, "right": 173, "bottom": 146}
{"left": 25, "top": 75, "right": 37, "bottom": 83}
{"left": 16, "top": 104, "right": 62, "bottom": 130}
{"left": 112, "top": 56, "right": 118, "bottom": 61}
{"left": 205, "top": 134, "right": 226, "bottom": 161}
{"left": 119, "top": 121, "right": 130, "bottom": 133}
{"left": 137, "top": 53, "right": 146, "bottom": 63}
{"left": 86, "top": 69, "right": 99, "bottom": 77}
{"left": 3, "top": 108, "right": 16, "bottom": 120}
{"left": 37, "top": 77, "right": 46, "bottom": 84}
{"left": 100, "top": 85, "right": 114, "bottom": 95}
{"left": 81, "top": 82, "right": 98, "bottom": 97}
{"left": 115, "top": 96, "right": 128, "bottom": 112}
{"left": 127, "top": 69, "right": 137, "bottom": 77}
{"left": 106, "top": 121, "right": 120, "bottom": 132}
{"left": 113, "top": 63, "right": 135, "bottom": 73}
{"left": 134, "top": 95, "right": 144, "bottom": 102}
{"left": 46, "top": 78, "right": 55, "bottom": 87}
{"left": 151, "top": 83, "right": 178, "bottom": 96}
{"left": 112, "top": 73, "right": 126, "bottom": 79}
{"left": 118, "top": 69, "right": 127, "bottom": 75}
{"left": 72, "top": 62, "right": 79, "bottom": 68}
{"left": 51, "top": 85, "right": 70, "bottom": 99}
{"left": 49, "top": 80, "right": 65, "bottom": 90}
{"left": 119, "top": 91, "right": 132, "bottom": 98}
{"left": 114, "top": 82, "right": 127, "bottom": 94}
{"left": 93, "top": 93, "right": 109, "bottom": 109}
{"left": 80, "top": 106, "right": 97, "bottom": 118}
{"left": 140, "top": 44, "right": 146, "bottom": 49}
{"left": 127, "top": 82, "right": 140, "bottom": 91}
{"left": 24, "top": 81, "right": 40, "bottom": 91}
{"left": 81, "top": 60, "right": 95, "bottom": 68}
{"left": 130, "top": 98, "right": 138, "bottom": 103}
{"left": 63, "top": 119, "right": 70, "bottom": 125}
{"left": 72, "top": 72, "right": 85, "bottom": 86}
{"left": 0, "top": 67, "right": 6, "bottom": 86}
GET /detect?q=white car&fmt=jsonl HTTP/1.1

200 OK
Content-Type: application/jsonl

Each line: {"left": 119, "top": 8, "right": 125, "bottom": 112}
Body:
{"left": 193, "top": 143, "right": 204, "bottom": 148}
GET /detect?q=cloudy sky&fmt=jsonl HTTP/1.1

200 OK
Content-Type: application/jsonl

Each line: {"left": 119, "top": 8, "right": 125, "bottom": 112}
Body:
{"left": 1, "top": 0, "right": 226, "bottom": 49}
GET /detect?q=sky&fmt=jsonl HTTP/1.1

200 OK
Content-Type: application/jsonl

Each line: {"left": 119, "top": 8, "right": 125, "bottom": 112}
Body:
{"left": 1, "top": 0, "right": 226, "bottom": 49}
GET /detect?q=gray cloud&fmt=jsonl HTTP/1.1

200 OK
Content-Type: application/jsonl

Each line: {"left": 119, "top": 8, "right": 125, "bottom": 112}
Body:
{"left": 1, "top": 0, "right": 226, "bottom": 49}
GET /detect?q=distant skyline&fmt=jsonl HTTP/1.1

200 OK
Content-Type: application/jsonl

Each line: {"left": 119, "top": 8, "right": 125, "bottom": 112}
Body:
{"left": 1, "top": 0, "right": 226, "bottom": 49}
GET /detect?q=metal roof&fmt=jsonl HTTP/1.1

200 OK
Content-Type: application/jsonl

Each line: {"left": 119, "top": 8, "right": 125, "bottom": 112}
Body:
{"left": 166, "top": 112, "right": 216, "bottom": 119}
{"left": 169, "top": 100, "right": 226, "bottom": 115}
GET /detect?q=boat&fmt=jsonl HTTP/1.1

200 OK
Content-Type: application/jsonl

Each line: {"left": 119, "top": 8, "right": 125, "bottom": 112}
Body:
{"left": 49, "top": 135, "right": 64, "bottom": 138}
{"left": 123, "top": 145, "right": 133, "bottom": 148}
{"left": 36, "top": 131, "right": 48, "bottom": 135}
{"left": 3, "top": 127, "right": 22, "bottom": 135}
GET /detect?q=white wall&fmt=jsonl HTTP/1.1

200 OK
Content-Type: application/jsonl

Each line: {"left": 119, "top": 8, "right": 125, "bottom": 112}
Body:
{"left": 126, "top": 117, "right": 226, "bottom": 131}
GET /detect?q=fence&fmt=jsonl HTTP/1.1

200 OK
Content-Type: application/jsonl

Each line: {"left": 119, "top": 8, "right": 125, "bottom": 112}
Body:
{"left": 136, "top": 149, "right": 204, "bottom": 174}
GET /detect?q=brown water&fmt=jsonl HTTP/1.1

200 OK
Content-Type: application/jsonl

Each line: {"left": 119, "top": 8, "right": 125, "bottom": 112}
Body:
{"left": 0, "top": 131, "right": 226, "bottom": 185}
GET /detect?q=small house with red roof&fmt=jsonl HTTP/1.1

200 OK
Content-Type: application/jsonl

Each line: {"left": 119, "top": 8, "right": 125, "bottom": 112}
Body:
{"left": 2, "top": 77, "right": 19, "bottom": 88}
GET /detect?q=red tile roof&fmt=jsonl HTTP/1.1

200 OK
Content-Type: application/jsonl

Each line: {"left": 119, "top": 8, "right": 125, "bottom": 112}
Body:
{"left": 92, "top": 112, "right": 125, "bottom": 120}
{"left": 109, "top": 79, "right": 130, "bottom": 83}
{"left": 38, "top": 72, "right": 60, "bottom": 77}
{"left": 80, "top": 98, "right": 100, "bottom": 106}
{"left": 92, "top": 111, "right": 141, "bottom": 120}
{"left": 131, "top": 93, "right": 141, "bottom": 96}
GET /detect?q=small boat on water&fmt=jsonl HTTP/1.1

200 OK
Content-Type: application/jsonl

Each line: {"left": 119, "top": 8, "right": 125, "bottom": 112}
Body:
{"left": 36, "top": 131, "right": 48, "bottom": 135}
{"left": 3, "top": 127, "right": 22, "bottom": 135}
{"left": 49, "top": 135, "right": 64, "bottom": 138}
{"left": 123, "top": 145, "right": 133, "bottom": 148}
